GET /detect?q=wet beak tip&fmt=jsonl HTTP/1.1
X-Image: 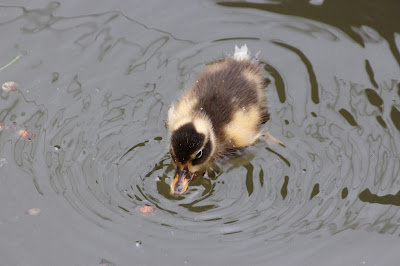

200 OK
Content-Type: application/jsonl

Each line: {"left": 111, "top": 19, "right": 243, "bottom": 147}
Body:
{"left": 170, "top": 181, "right": 187, "bottom": 196}
{"left": 170, "top": 167, "right": 192, "bottom": 196}
{"left": 170, "top": 178, "right": 190, "bottom": 196}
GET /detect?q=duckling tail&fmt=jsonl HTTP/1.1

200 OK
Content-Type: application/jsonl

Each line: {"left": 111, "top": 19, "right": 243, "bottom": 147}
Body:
{"left": 234, "top": 44, "right": 250, "bottom": 61}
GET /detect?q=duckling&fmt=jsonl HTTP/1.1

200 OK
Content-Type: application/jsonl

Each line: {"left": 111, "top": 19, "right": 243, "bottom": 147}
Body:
{"left": 167, "top": 45, "right": 281, "bottom": 196}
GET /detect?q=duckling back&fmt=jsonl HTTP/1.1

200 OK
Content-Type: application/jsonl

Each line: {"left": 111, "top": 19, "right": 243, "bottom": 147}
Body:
{"left": 188, "top": 45, "right": 269, "bottom": 156}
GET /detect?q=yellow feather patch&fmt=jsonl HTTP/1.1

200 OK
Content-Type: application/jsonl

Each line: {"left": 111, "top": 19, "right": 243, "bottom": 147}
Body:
{"left": 167, "top": 95, "right": 198, "bottom": 131}
{"left": 193, "top": 117, "right": 212, "bottom": 136}
{"left": 224, "top": 106, "right": 261, "bottom": 147}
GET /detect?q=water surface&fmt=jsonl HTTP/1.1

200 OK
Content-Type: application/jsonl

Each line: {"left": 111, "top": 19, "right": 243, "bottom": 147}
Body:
{"left": 0, "top": 1, "right": 400, "bottom": 265}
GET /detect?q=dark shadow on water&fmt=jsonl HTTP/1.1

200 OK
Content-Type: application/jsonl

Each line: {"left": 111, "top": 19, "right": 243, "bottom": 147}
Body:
{"left": 272, "top": 40, "right": 319, "bottom": 104}
{"left": 310, "top": 183, "right": 320, "bottom": 200}
{"left": 338, "top": 108, "right": 358, "bottom": 127}
{"left": 266, "top": 147, "right": 291, "bottom": 167}
{"left": 359, "top": 189, "right": 400, "bottom": 206}
{"left": 390, "top": 106, "right": 400, "bottom": 131}
{"left": 218, "top": 0, "right": 400, "bottom": 67}
{"left": 280, "top": 175, "right": 289, "bottom": 200}
{"left": 263, "top": 63, "right": 286, "bottom": 103}
{"left": 365, "top": 60, "right": 379, "bottom": 89}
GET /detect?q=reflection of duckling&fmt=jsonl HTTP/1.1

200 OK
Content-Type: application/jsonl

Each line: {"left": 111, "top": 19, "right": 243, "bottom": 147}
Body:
{"left": 168, "top": 45, "right": 282, "bottom": 196}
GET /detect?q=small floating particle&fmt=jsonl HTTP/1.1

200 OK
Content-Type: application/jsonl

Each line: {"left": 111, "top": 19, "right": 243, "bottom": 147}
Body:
{"left": 135, "top": 240, "right": 142, "bottom": 247}
{"left": 18, "top": 129, "right": 36, "bottom": 140}
{"left": 25, "top": 208, "right": 40, "bottom": 215}
{"left": 140, "top": 205, "right": 154, "bottom": 213}
{"left": 0, "top": 123, "right": 5, "bottom": 131}
{"left": 54, "top": 145, "right": 61, "bottom": 150}
{"left": 19, "top": 129, "right": 29, "bottom": 138}
{"left": 2, "top": 81, "right": 18, "bottom": 92}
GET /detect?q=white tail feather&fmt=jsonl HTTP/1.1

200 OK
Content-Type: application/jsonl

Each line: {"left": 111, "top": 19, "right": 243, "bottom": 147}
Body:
{"left": 233, "top": 44, "right": 250, "bottom": 61}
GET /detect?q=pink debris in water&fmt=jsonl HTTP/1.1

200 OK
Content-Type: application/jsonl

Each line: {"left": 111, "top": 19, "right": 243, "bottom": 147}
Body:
{"left": 0, "top": 122, "right": 36, "bottom": 140}
{"left": 140, "top": 205, "right": 154, "bottom": 213}
{"left": 2, "top": 81, "right": 18, "bottom": 92}
{"left": 19, "top": 129, "right": 29, "bottom": 137}
{"left": 18, "top": 129, "right": 36, "bottom": 140}
{"left": 25, "top": 208, "right": 40, "bottom": 215}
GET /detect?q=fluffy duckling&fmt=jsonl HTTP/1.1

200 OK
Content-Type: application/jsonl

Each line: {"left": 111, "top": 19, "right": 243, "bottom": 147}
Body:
{"left": 167, "top": 45, "right": 281, "bottom": 196}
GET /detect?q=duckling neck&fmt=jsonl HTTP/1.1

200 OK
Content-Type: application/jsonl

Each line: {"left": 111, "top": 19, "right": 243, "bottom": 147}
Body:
{"left": 191, "top": 114, "right": 217, "bottom": 152}
{"left": 192, "top": 114, "right": 214, "bottom": 140}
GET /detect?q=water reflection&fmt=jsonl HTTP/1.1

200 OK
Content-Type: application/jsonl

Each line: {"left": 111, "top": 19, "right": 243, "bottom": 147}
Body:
{"left": 272, "top": 40, "right": 320, "bottom": 104}
{"left": 218, "top": 0, "right": 400, "bottom": 66}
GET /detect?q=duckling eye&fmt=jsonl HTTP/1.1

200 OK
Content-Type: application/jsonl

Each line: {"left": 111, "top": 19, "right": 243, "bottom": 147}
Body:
{"left": 195, "top": 150, "right": 203, "bottom": 159}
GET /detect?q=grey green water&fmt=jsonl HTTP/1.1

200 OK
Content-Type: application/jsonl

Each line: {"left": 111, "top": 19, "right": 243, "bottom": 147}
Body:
{"left": 0, "top": 1, "right": 400, "bottom": 265}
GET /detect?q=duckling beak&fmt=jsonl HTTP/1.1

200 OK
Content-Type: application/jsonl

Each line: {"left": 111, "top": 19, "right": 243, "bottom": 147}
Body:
{"left": 170, "top": 166, "right": 192, "bottom": 196}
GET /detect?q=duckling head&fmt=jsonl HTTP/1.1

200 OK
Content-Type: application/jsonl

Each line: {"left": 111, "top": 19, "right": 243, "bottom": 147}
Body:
{"left": 169, "top": 116, "right": 215, "bottom": 196}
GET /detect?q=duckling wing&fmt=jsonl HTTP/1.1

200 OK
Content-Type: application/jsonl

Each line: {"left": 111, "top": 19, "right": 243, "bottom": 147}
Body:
{"left": 192, "top": 58, "right": 267, "bottom": 148}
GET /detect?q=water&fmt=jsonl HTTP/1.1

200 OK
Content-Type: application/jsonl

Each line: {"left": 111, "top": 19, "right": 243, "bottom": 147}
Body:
{"left": 1, "top": 1, "right": 400, "bottom": 265}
